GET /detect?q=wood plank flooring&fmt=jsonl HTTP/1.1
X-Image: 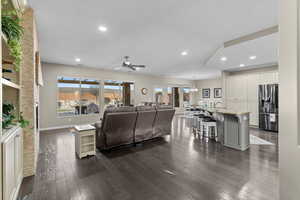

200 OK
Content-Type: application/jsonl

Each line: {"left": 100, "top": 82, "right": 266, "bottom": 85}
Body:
{"left": 18, "top": 115, "right": 279, "bottom": 200}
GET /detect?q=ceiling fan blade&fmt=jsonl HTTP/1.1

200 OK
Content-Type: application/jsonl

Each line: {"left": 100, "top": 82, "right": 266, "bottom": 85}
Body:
{"left": 131, "top": 65, "right": 146, "bottom": 68}
{"left": 128, "top": 65, "right": 136, "bottom": 71}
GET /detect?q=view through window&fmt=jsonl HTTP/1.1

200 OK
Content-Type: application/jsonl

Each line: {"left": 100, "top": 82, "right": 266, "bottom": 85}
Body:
{"left": 167, "top": 87, "right": 173, "bottom": 106}
{"left": 183, "top": 87, "right": 191, "bottom": 107}
{"left": 154, "top": 87, "right": 190, "bottom": 107}
{"left": 154, "top": 88, "right": 163, "bottom": 104}
{"left": 57, "top": 77, "right": 100, "bottom": 117}
{"left": 104, "top": 80, "right": 135, "bottom": 108}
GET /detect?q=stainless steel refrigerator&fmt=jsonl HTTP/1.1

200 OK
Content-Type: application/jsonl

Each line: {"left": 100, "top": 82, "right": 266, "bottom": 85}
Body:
{"left": 259, "top": 84, "right": 278, "bottom": 132}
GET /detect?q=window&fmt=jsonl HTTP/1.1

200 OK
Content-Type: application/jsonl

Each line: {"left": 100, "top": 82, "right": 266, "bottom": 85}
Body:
{"left": 154, "top": 88, "right": 164, "bottom": 104}
{"left": 104, "top": 80, "right": 135, "bottom": 108}
{"left": 104, "top": 81, "right": 123, "bottom": 107}
{"left": 154, "top": 87, "right": 173, "bottom": 106}
{"left": 57, "top": 77, "right": 100, "bottom": 117}
{"left": 173, "top": 87, "right": 180, "bottom": 107}
{"left": 183, "top": 87, "right": 191, "bottom": 107}
{"left": 80, "top": 79, "right": 100, "bottom": 115}
{"left": 167, "top": 87, "right": 173, "bottom": 106}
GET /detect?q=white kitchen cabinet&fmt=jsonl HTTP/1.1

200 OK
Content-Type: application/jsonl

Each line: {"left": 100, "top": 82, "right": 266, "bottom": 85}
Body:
{"left": 2, "top": 126, "right": 23, "bottom": 200}
{"left": 225, "top": 71, "right": 278, "bottom": 127}
{"left": 259, "top": 71, "right": 278, "bottom": 84}
{"left": 274, "top": 71, "right": 279, "bottom": 83}
{"left": 226, "top": 75, "right": 247, "bottom": 111}
{"left": 247, "top": 100, "right": 259, "bottom": 126}
{"left": 247, "top": 74, "right": 260, "bottom": 126}
{"left": 226, "top": 76, "right": 234, "bottom": 100}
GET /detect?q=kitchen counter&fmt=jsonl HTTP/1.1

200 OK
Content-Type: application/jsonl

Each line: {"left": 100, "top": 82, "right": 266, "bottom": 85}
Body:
{"left": 197, "top": 106, "right": 250, "bottom": 115}
{"left": 196, "top": 106, "right": 250, "bottom": 151}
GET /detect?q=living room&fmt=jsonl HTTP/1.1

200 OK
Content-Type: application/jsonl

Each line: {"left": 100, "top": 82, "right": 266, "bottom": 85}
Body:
{"left": 1, "top": 0, "right": 300, "bottom": 200}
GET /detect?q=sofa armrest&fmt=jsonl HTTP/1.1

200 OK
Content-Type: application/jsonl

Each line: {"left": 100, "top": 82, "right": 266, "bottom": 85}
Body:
{"left": 95, "top": 121, "right": 106, "bottom": 149}
{"left": 94, "top": 121, "right": 102, "bottom": 129}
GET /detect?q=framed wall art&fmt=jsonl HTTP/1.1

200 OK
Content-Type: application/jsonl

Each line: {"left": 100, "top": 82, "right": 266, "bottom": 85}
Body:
{"left": 202, "top": 88, "right": 210, "bottom": 98}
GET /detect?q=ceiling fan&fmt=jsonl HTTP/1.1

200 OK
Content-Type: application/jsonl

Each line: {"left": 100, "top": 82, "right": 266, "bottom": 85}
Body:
{"left": 122, "top": 56, "right": 146, "bottom": 71}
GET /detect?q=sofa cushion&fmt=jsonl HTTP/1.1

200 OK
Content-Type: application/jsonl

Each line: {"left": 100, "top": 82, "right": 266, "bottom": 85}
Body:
{"left": 105, "top": 106, "right": 136, "bottom": 113}
{"left": 153, "top": 109, "right": 175, "bottom": 137}
{"left": 103, "top": 112, "right": 137, "bottom": 148}
{"left": 136, "top": 106, "right": 156, "bottom": 111}
{"left": 156, "top": 105, "right": 173, "bottom": 110}
{"left": 135, "top": 106, "right": 157, "bottom": 142}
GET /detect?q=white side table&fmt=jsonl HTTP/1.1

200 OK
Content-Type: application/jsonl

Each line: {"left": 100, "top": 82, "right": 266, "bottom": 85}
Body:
{"left": 74, "top": 124, "right": 96, "bottom": 159}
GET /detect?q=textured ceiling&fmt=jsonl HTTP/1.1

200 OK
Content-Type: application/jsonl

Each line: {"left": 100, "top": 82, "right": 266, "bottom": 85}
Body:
{"left": 28, "top": 0, "right": 278, "bottom": 80}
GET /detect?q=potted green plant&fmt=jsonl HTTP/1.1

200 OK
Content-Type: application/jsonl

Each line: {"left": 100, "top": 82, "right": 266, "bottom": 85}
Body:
{"left": 18, "top": 112, "right": 29, "bottom": 128}
{"left": 1, "top": 0, "right": 24, "bottom": 71}
{"left": 2, "top": 103, "right": 29, "bottom": 129}
{"left": 2, "top": 102, "right": 15, "bottom": 129}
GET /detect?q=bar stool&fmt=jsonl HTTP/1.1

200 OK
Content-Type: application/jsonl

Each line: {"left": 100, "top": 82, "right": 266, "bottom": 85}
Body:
{"left": 191, "top": 113, "right": 204, "bottom": 133}
{"left": 202, "top": 117, "right": 218, "bottom": 141}
{"left": 195, "top": 114, "right": 206, "bottom": 135}
{"left": 184, "top": 107, "right": 192, "bottom": 117}
{"left": 192, "top": 115, "right": 197, "bottom": 131}
{"left": 192, "top": 113, "right": 201, "bottom": 132}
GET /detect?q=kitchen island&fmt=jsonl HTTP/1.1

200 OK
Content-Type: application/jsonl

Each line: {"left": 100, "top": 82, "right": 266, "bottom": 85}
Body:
{"left": 198, "top": 107, "right": 250, "bottom": 151}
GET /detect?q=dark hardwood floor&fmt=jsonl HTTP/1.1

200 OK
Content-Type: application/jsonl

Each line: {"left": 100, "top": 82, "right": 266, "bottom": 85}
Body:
{"left": 18, "top": 115, "right": 279, "bottom": 200}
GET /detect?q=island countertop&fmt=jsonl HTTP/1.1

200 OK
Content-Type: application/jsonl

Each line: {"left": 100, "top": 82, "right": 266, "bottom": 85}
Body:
{"left": 194, "top": 106, "right": 250, "bottom": 151}
{"left": 197, "top": 106, "right": 250, "bottom": 115}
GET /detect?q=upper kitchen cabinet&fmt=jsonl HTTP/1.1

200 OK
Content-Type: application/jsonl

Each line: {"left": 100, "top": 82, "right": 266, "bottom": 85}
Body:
{"left": 259, "top": 71, "right": 279, "bottom": 84}
{"left": 226, "top": 74, "right": 247, "bottom": 111}
{"left": 247, "top": 74, "right": 260, "bottom": 126}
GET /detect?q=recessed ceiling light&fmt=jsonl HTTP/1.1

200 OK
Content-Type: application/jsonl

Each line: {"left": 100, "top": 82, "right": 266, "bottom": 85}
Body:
{"left": 249, "top": 56, "right": 257, "bottom": 60}
{"left": 75, "top": 58, "right": 81, "bottom": 62}
{"left": 221, "top": 57, "right": 227, "bottom": 61}
{"left": 240, "top": 64, "right": 245, "bottom": 67}
{"left": 181, "top": 51, "right": 188, "bottom": 56}
{"left": 98, "top": 25, "right": 108, "bottom": 32}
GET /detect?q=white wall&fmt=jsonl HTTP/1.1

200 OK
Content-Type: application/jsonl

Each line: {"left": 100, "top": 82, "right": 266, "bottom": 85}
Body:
{"left": 225, "top": 67, "right": 278, "bottom": 126}
{"left": 39, "top": 63, "right": 194, "bottom": 129}
{"left": 195, "top": 78, "right": 223, "bottom": 106}
{"left": 279, "top": 0, "right": 300, "bottom": 199}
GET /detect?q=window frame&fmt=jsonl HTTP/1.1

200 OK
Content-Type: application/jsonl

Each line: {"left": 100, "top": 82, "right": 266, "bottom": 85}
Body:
{"left": 103, "top": 79, "right": 136, "bottom": 108}
{"left": 56, "top": 76, "right": 101, "bottom": 118}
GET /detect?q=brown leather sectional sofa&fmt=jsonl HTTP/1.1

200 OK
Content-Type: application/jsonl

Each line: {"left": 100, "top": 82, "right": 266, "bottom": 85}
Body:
{"left": 95, "top": 106, "right": 175, "bottom": 150}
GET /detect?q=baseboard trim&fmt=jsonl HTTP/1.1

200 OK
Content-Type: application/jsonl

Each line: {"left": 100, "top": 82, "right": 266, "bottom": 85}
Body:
{"left": 40, "top": 125, "right": 76, "bottom": 131}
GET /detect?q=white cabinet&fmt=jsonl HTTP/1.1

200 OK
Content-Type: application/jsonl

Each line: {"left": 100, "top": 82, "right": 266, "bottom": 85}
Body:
{"left": 247, "top": 74, "right": 260, "bottom": 126}
{"left": 259, "top": 71, "right": 278, "bottom": 84}
{"left": 2, "top": 126, "right": 23, "bottom": 200}
{"left": 225, "top": 70, "right": 278, "bottom": 127}
{"left": 3, "top": 135, "right": 15, "bottom": 200}
{"left": 14, "top": 131, "right": 23, "bottom": 186}
{"left": 74, "top": 125, "right": 96, "bottom": 159}
{"left": 226, "top": 75, "right": 247, "bottom": 111}
{"left": 274, "top": 71, "right": 279, "bottom": 83}
{"left": 226, "top": 76, "right": 237, "bottom": 110}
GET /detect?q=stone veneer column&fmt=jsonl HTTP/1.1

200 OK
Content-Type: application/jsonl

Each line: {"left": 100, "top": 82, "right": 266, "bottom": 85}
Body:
{"left": 20, "top": 8, "right": 37, "bottom": 177}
